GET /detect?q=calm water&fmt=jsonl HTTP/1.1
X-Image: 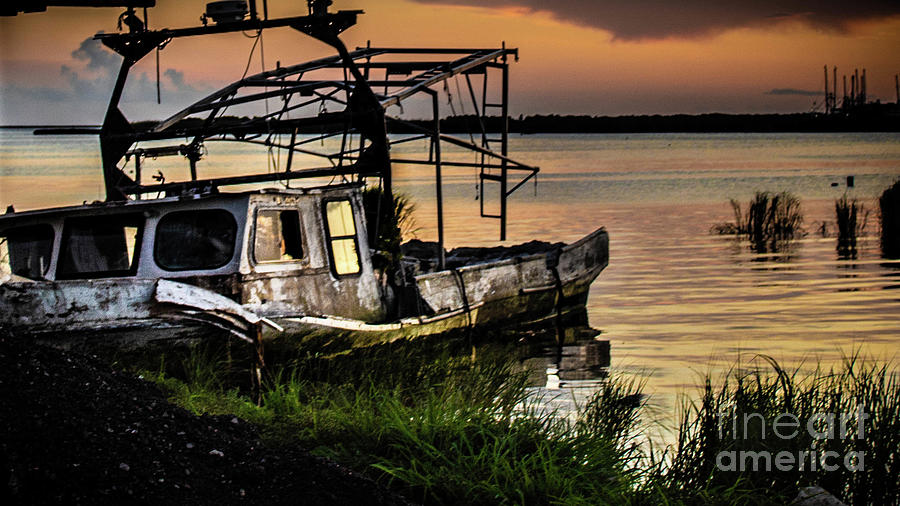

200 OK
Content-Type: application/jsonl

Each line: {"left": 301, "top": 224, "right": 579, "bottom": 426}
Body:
{"left": 2, "top": 129, "right": 899, "bottom": 426}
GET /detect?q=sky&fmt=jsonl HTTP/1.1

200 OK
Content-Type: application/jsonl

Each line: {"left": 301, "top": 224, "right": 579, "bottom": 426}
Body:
{"left": 1, "top": 0, "right": 899, "bottom": 125}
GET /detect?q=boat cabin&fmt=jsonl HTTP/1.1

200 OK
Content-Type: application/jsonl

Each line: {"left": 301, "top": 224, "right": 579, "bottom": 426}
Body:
{"left": 0, "top": 184, "right": 390, "bottom": 323}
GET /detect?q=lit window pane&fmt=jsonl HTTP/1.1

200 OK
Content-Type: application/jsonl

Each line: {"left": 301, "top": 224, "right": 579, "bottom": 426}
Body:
{"left": 331, "top": 238, "right": 359, "bottom": 275}
{"left": 326, "top": 200, "right": 356, "bottom": 236}
{"left": 325, "top": 200, "right": 360, "bottom": 276}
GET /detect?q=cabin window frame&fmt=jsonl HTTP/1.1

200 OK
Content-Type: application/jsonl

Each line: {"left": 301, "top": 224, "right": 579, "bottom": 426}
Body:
{"left": 56, "top": 214, "right": 144, "bottom": 280}
{"left": 322, "top": 197, "right": 362, "bottom": 277}
{"left": 153, "top": 209, "right": 238, "bottom": 272}
{"left": 251, "top": 207, "right": 306, "bottom": 265}
{"left": 0, "top": 223, "right": 56, "bottom": 280}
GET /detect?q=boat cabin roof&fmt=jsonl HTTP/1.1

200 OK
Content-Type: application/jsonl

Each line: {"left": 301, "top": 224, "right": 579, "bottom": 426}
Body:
{"left": 0, "top": 183, "right": 372, "bottom": 284}
{"left": 0, "top": 184, "right": 361, "bottom": 226}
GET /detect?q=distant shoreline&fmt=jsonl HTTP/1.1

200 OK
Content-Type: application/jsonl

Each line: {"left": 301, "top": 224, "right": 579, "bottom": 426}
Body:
{"left": 3, "top": 110, "right": 898, "bottom": 133}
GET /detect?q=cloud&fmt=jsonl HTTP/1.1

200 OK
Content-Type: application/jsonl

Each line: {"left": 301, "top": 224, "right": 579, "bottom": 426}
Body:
{"left": 71, "top": 32, "right": 120, "bottom": 72}
{"left": 1, "top": 37, "right": 214, "bottom": 124}
{"left": 765, "top": 88, "right": 821, "bottom": 97}
{"left": 409, "top": 0, "right": 900, "bottom": 40}
{"left": 163, "top": 68, "right": 200, "bottom": 93}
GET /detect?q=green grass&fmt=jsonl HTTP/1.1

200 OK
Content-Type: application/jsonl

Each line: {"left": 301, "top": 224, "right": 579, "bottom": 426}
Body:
{"left": 137, "top": 341, "right": 899, "bottom": 505}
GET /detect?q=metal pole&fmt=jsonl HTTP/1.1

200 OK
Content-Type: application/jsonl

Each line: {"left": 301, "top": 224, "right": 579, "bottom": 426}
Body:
{"left": 833, "top": 66, "right": 837, "bottom": 112}
{"left": 861, "top": 69, "right": 867, "bottom": 104}
{"left": 500, "top": 42, "right": 509, "bottom": 241}
{"left": 431, "top": 90, "right": 446, "bottom": 270}
{"left": 134, "top": 155, "right": 141, "bottom": 200}
{"left": 843, "top": 75, "right": 847, "bottom": 107}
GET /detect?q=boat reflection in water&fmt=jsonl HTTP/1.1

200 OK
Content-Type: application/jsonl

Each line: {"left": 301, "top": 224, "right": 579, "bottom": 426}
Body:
{"left": 503, "top": 311, "right": 612, "bottom": 417}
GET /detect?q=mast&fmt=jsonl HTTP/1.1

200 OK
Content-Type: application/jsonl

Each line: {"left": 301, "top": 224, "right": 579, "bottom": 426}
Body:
{"left": 94, "top": 5, "right": 362, "bottom": 201}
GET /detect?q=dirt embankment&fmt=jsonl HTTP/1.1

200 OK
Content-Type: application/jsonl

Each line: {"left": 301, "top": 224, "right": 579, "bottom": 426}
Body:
{"left": 0, "top": 336, "right": 412, "bottom": 505}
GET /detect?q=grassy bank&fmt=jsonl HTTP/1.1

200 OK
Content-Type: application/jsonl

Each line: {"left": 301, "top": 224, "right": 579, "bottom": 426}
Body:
{"left": 137, "top": 341, "right": 899, "bottom": 505}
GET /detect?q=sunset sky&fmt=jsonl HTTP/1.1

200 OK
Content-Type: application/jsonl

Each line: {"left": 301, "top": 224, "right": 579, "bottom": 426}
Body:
{"left": 1, "top": 0, "right": 899, "bottom": 125}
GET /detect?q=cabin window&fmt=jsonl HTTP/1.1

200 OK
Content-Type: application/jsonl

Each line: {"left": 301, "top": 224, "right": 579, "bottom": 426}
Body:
{"left": 58, "top": 215, "right": 143, "bottom": 279}
{"left": 155, "top": 209, "right": 237, "bottom": 271}
{"left": 324, "top": 199, "right": 361, "bottom": 276}
{"left": 0, "top": 224, "right": 54, "bottom": 280}
{"left": 254, "top": 209, "right": 303, "bottom": 263}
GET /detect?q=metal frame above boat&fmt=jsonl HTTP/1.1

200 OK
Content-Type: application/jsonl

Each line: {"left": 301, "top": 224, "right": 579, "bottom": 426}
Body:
{"left": 36, "top": 3, "right": 541, "bottom": 265}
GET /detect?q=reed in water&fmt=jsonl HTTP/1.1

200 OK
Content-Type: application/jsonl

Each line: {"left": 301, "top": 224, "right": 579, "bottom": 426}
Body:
{"left": 835, "top": 195, "right": 868, "bottom": 259}
{"left": 712, "top": 191, "right": 804, "bottom": 253}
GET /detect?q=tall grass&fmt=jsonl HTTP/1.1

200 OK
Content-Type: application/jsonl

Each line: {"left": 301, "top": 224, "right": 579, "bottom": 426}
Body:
{"left": 144, "top": 339, "right": 645, "bottom": 504}
{"left": 141, "top": 342, "right": 899, "bottom": 505}
{"left": 362, "top": 186, "right": 417, "bottom": 262}
{"left": 655, "top": 355, "right": 900, "bottom": 506}
{"left": 880, "top": 181, "right": 900, "bottom": 258}
{"left": 835, "top": 195, "right": 868, "bottom": 259}
{"left": 714, "top": 192, "right": 804, "bottom": 253}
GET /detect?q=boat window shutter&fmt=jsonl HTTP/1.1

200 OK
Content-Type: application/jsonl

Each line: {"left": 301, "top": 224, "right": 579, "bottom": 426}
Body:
{"left": 324, "top": 200, "right": 361, "bottom": 276}
{"left": 1, "top": 224, "right": 55, "bottom": 280}
{"left": 254, "top": 209, "right": 304, "bottom": 263}
{"left": 58, "top": 215, "right": 144, "bottom": 279}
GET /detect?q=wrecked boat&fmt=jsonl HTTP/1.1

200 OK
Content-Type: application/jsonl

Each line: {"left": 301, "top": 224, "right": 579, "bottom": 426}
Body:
{"left": 0, "top": 1, "right": 608, "bottom": 349}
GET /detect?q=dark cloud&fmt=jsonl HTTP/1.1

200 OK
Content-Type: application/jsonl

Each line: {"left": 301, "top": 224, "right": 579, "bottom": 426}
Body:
{"left": 410, "top": 0, "right": 900, "bottom": 40}
{"left": 765, "top": 88, "right": 821, "bottom": 97}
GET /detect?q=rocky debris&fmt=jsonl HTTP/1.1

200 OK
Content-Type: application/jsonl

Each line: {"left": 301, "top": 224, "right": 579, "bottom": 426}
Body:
{"left": 0, "top": 335, "right": 413, "bottom": 505}
{"left": 793, "top": 486, "right": 848, "bottom": 506}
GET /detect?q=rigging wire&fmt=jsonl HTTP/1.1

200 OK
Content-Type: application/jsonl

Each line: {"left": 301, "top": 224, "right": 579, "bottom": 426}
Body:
{"left": 256, "top": 30, "right": 276, "bottom": 175}
{"left": 240, "top": 30, "right": 262, "bottom": 80}
{"left": 445, "top": 76, "right": 481, "bottom": 199}
{"left": 155, "top": 47, "right": 161, "bottom": 104}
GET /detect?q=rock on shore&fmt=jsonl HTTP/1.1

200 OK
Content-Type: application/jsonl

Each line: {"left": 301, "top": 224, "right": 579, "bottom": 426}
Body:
{"left": 0, "top": 336, "right": 411, "bottom": 505}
